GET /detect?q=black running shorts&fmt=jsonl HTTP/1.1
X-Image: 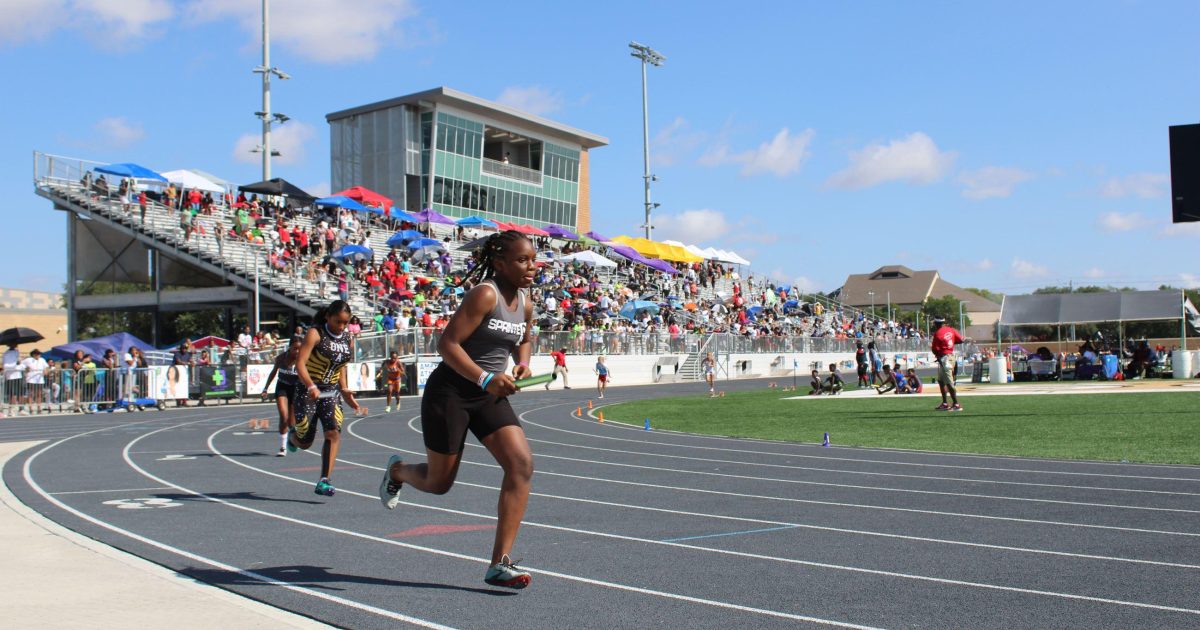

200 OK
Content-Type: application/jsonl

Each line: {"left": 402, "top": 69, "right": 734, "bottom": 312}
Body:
{"left": 294, "top": 386, "right": 343, "bottom": 443}
{"left": 856, "top": 364, "right": 868, "bottom": 377}
{"left": 421, "top": 364, "right": 521, "bottom": 455}
{"left": 275, "top": 379, "right": 297, "bottom": 399}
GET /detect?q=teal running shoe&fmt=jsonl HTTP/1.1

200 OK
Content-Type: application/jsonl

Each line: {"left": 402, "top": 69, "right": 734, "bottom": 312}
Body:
{"left": 286, "top": 429, "right": 298, "bottom": 453}
{"left": 314, "top": 478, "right": 335, "bottom": 496}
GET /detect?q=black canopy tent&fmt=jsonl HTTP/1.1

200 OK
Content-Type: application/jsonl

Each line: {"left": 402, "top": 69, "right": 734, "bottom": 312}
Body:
{"left": 238, "top": 178, "right": 316, "bottom": 205}
{"left": 998, "top": 290, "right": 1199, "bottom": 369}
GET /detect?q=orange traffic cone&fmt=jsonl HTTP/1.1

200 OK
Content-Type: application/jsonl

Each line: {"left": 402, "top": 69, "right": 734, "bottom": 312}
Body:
{"left": 576, "top": 406, "right": 582, "bottom": 416}
{"left": 588, "top": 400, "right": 593, "bottom": 409}
{"left": 598, "top": 411, "right": 604, "bottom": 423}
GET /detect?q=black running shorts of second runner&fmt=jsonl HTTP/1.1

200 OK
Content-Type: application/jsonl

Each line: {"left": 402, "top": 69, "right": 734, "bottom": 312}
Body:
{"left": 421, "top": 364, "right": 521, "bottom": 455}
{"left": 294, "top": 386, "right": 344, "bottom": 443}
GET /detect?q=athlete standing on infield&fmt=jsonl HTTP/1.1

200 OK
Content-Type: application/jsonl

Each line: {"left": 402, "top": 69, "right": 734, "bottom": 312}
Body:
{"left": 931, "top": 317, "right": 965, "bottom": 412}
{"left": 378, "top": 230, "right": 537, "bottom": 589}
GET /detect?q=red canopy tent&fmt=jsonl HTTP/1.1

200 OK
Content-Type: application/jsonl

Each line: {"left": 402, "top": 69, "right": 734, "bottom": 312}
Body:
{"left": 513, "top": 224, "right": 550, "bottom": 236}
{"left": 333, "top": 186, "right": 393, "bottom": 211}
{"left": 185, "top": 335, "right": 230, "bottom": 349}
{"left": 493, "top": 221, "right": 518, "bottom": 231}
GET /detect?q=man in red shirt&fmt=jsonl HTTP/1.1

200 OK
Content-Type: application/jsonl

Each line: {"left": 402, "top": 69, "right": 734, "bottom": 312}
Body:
{"left": 930, "top": 317, "right": 965, "bottom": 412}
{"left": 548, "top": 347, "right": 570, "bottom": 390}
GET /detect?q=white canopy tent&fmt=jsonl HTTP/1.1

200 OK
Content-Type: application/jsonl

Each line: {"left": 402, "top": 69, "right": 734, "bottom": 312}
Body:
{"left": 162, "top": 169, "right": 225, "bottom": 194}
{"left": 560, "top": 250, "right": 617, "bottom": 267}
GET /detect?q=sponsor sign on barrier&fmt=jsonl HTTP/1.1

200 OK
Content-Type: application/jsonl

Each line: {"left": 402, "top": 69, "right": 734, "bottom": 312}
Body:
{"left": 198, "top": 365, "right": 238, "bottom": 398}
{"left": 344, "top": 362, "right": 377, "bottom": 392}
{"left": 417, "top": 360, "right": 442, "bottom": 390}
{"left": 244, "top": 364, "right": 273, "bottom": 396}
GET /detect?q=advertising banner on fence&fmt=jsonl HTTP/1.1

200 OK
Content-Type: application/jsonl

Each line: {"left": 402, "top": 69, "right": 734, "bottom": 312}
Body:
{"left": 198, "top": 365, "right": 238, "bottom": 398}
{"left": 245, "top": 364, "right": 273, "bottom": 396}
{"left": 344, "top": 362, "right": 377, "bottom": 392}
{"left": 153, "top": 366, "right": 190, "bottom": 400}
{"left": 417, "top": 360, "right": 442, "bottom": 390}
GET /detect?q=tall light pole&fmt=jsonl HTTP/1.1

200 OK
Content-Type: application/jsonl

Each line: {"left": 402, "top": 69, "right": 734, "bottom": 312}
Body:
{"left": 252, "top": 0, "right": 290, "bottom": 181}
{"left": 868, "top": 291, "right": 876, "bottom": 318}
{"left": 959, "top": 300, "right": 969, "bottom": 336}
{"left": 630, "top": 41, "right": 664, "bottom": 240}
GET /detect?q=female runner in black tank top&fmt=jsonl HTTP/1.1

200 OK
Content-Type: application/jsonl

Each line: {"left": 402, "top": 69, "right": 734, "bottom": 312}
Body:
{"left": 261, "top": 337, "right": 302, "bottom": 457}
{"left": 379, "top": 230, "right": 536, "bottom": 589}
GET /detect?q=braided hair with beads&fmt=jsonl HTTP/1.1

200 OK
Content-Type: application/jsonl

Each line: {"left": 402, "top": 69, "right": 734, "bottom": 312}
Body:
{"left": 458, "top": 230, "right": 530, "bottom": 288}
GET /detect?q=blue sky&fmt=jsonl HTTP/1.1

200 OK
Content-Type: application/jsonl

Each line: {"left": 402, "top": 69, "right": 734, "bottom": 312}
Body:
{"left": 2, "top": 0, "right": 1198, "bottom": 297}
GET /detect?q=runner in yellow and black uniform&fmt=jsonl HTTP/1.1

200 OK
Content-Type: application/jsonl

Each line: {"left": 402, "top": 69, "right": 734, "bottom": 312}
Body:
{"left": 290, "top": 300, "right": 366, "bottom": 496}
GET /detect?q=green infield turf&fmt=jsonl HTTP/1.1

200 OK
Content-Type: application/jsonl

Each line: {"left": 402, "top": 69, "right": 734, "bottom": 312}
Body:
{"left": 601, "top": 389, "right": 1200, "bottom": 464}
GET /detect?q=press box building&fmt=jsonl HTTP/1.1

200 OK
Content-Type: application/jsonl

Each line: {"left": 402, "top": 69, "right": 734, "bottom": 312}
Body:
{"left": 326, "top": 87, "right": 608, "bottom": 232}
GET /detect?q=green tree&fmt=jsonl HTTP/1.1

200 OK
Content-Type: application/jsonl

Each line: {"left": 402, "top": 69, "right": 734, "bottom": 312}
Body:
{"left": 965, "top": 287, "right": 1004, "bottom": 304}
{"left": 922, "top": 295, "right": 971, "bottom": 328}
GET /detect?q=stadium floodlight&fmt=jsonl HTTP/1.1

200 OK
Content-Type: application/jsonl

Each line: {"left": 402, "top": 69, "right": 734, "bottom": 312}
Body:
{"left": 273, "top": 113, "right": 290, "bottom": 124}
{"left": 271, "top": 68, "right": 291, "bottom": 80}
{"left": 254, "top": 111, "right": 268, "bottom": 119}
{"left": 630, "top": 41, "right": 664, "bottom": 240}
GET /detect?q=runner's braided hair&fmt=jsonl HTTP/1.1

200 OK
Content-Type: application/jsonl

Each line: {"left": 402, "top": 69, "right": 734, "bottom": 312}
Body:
{"left": 458, "top": 230, "right": 529, "bottom": 288}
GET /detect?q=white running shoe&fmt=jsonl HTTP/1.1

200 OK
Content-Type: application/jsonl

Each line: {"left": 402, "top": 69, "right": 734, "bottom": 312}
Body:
{"left": 384, "top": 405, "right": 391, "bottom": 413}
{"left": 379, "top": 455, "right": 403, "bottom": 509}
{"left": 484, "top": 555, "right": 531, "bottom": 589}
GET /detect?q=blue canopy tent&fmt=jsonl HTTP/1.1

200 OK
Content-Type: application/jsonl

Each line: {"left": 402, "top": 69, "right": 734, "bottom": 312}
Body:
{"left": 747, "top": 305, "right": 764, "bottom": 321}
{"left": 330, "top": 244, "right": 374, "bottom": 262}
{"left": 408, "top": 238, "right": 447, "bottom": 260}
{"left": 456, "top": 216, "right": 499, "bottom": 229}
{"left": 46, "top": 332, "right": 155, "bottom": 361}
{"left": 619, "top": 300, "right": 660, "bottom": 321}
{"left": 782, "top": 299, "right": 801, "bottom": 312}
{"left": 386, "top": 230, "right": 425, "bottom": 248}
{"left": 314, "top": 195, "right": 367, "bottom": 212}
{"left": 95, "top": 163, "right": 168, "bottom": 183}
{"left": 388, "top": 208, "right": 419, "bottom": 223}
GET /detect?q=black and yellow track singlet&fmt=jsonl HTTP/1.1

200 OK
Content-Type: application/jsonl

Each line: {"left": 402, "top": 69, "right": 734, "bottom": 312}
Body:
{"left": 306, "top": 324, "right": 351, "bottom": 386}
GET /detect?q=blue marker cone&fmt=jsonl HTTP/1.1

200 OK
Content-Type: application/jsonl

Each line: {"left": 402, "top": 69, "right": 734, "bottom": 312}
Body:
{"left": 644, "top": 418, "right": 651, "bottom": 431}
{"left": 822, "top": 432, "right": 830, "bottom": 447}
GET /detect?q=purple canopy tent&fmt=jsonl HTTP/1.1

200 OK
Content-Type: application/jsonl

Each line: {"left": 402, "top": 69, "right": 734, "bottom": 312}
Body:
{"left": 607, "top": 244, "right": 678, "bottom": 275}
{"left": 584, "top": 230, "right": 612, "bottom": 243}
{"left": 412, "top": 208, "right": 456, "bottom": 225}
{"left": 544, "top": 224, "right": 580, "bottom": 240}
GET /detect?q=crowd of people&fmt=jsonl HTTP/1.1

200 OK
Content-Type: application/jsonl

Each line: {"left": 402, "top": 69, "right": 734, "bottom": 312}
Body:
{"left": 79, "top": 171, "right": 927, "bottom": 354}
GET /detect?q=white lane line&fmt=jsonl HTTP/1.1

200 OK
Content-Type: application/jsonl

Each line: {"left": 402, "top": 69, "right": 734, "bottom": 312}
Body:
{"left": 581, "top": 391, "right": 1200, "bottom": 471}
{"left": 516, "top": 430, "right": 1200, "bottom": 497}
{"left": 411, "top": 413, "right": 1200, "bottom": 515}
{"left": 20, "top": 416, "right": 458, "bottom": 630}
{"left": 328, "top": 430, "right": 1200, "bottom": 571}
{"left": 570, "top": 402, "right": 1200, "bottom": 481}
{"left": 350, "top": 415, "right": 1200, "bottom": 539}
{"left": 167, "top": 423, "right": 885, "bottom": 629}
{"left": 336, "top": 417, "right": 1200, "bottom": 564}
{"left": 216, "top": 422, "right": 1200, "bottom": 617}
{"left": 50, "top": 487, "right": 175, "bottom": 495}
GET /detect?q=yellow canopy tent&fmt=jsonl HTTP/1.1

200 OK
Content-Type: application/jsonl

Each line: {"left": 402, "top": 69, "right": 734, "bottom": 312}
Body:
{"left": 612, "top": 236, "right": 703, "bottom": 263}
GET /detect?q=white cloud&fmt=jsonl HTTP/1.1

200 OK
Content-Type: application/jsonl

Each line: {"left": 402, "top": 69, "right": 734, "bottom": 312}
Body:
{"left": 1084, "top": 267, "right": 1107, "bottom": 279}
{"left": 651, "top": 117, "right": 706, "bottom": 167}
{"left": 1100, "top": 173, "right": 1169, "bottom": 199}
{"left": 1010, "top": 257, "right": 1050, "bottom": 279}
{"left": 959, "top": 166, "right": 1033, "bottom": 200}
{"left": 767, "top": 269, "right": 819, "bottom": 293}
{"left": 700, "top": 128, "right": 814, "bottom": 177}
{"left": 1157, "top": 221, "right": 1200, "bottom": 238}
{"left": 306, "top": 181, "right": 331, "bottom": 198}
{"left": 232, "top": 121, "right": 315, "bottom": 166}
{"left": 1097, "top": 211, "right": 1146, "bottom": 233}
{"left": 975, "top": 258, "right": 994, "bottom": 271}
{"left": 186, "top": 0, "right": 418, "bottom": 63}
{"left": 826, "top": 132, "right": 955, "bottom": 189}
{"left": 653, "top": 209, "right": 731, "bottom": 245}
{"left": 0, "top": 0, "right": 173, "bottom": 47}
{"left": 94, "top": 117, "right": 144, "bottom": 147}
{"left": 495, "top": 86, "right": 564, "bottom": 117}
{"left": 1180, "top": 273, "right": 1200, "bottom": 290}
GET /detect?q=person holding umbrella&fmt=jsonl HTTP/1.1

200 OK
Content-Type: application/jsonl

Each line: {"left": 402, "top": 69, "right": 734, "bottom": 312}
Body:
{"left": 3, "top": 343, "right": 22, "bottom": 415}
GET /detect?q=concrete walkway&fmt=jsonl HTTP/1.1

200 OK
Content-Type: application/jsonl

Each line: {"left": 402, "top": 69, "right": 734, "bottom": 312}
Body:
{"left": 0, "top": 441, "right": 329, "bottom": 629}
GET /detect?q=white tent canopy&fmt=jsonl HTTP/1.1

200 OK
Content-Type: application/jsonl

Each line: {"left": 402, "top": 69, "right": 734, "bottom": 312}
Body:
{"left": 162, "top": 169, "right": 224, "bottom": 194}
{"left": 559, "top": 250, "right": 617, "bottom": 268}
